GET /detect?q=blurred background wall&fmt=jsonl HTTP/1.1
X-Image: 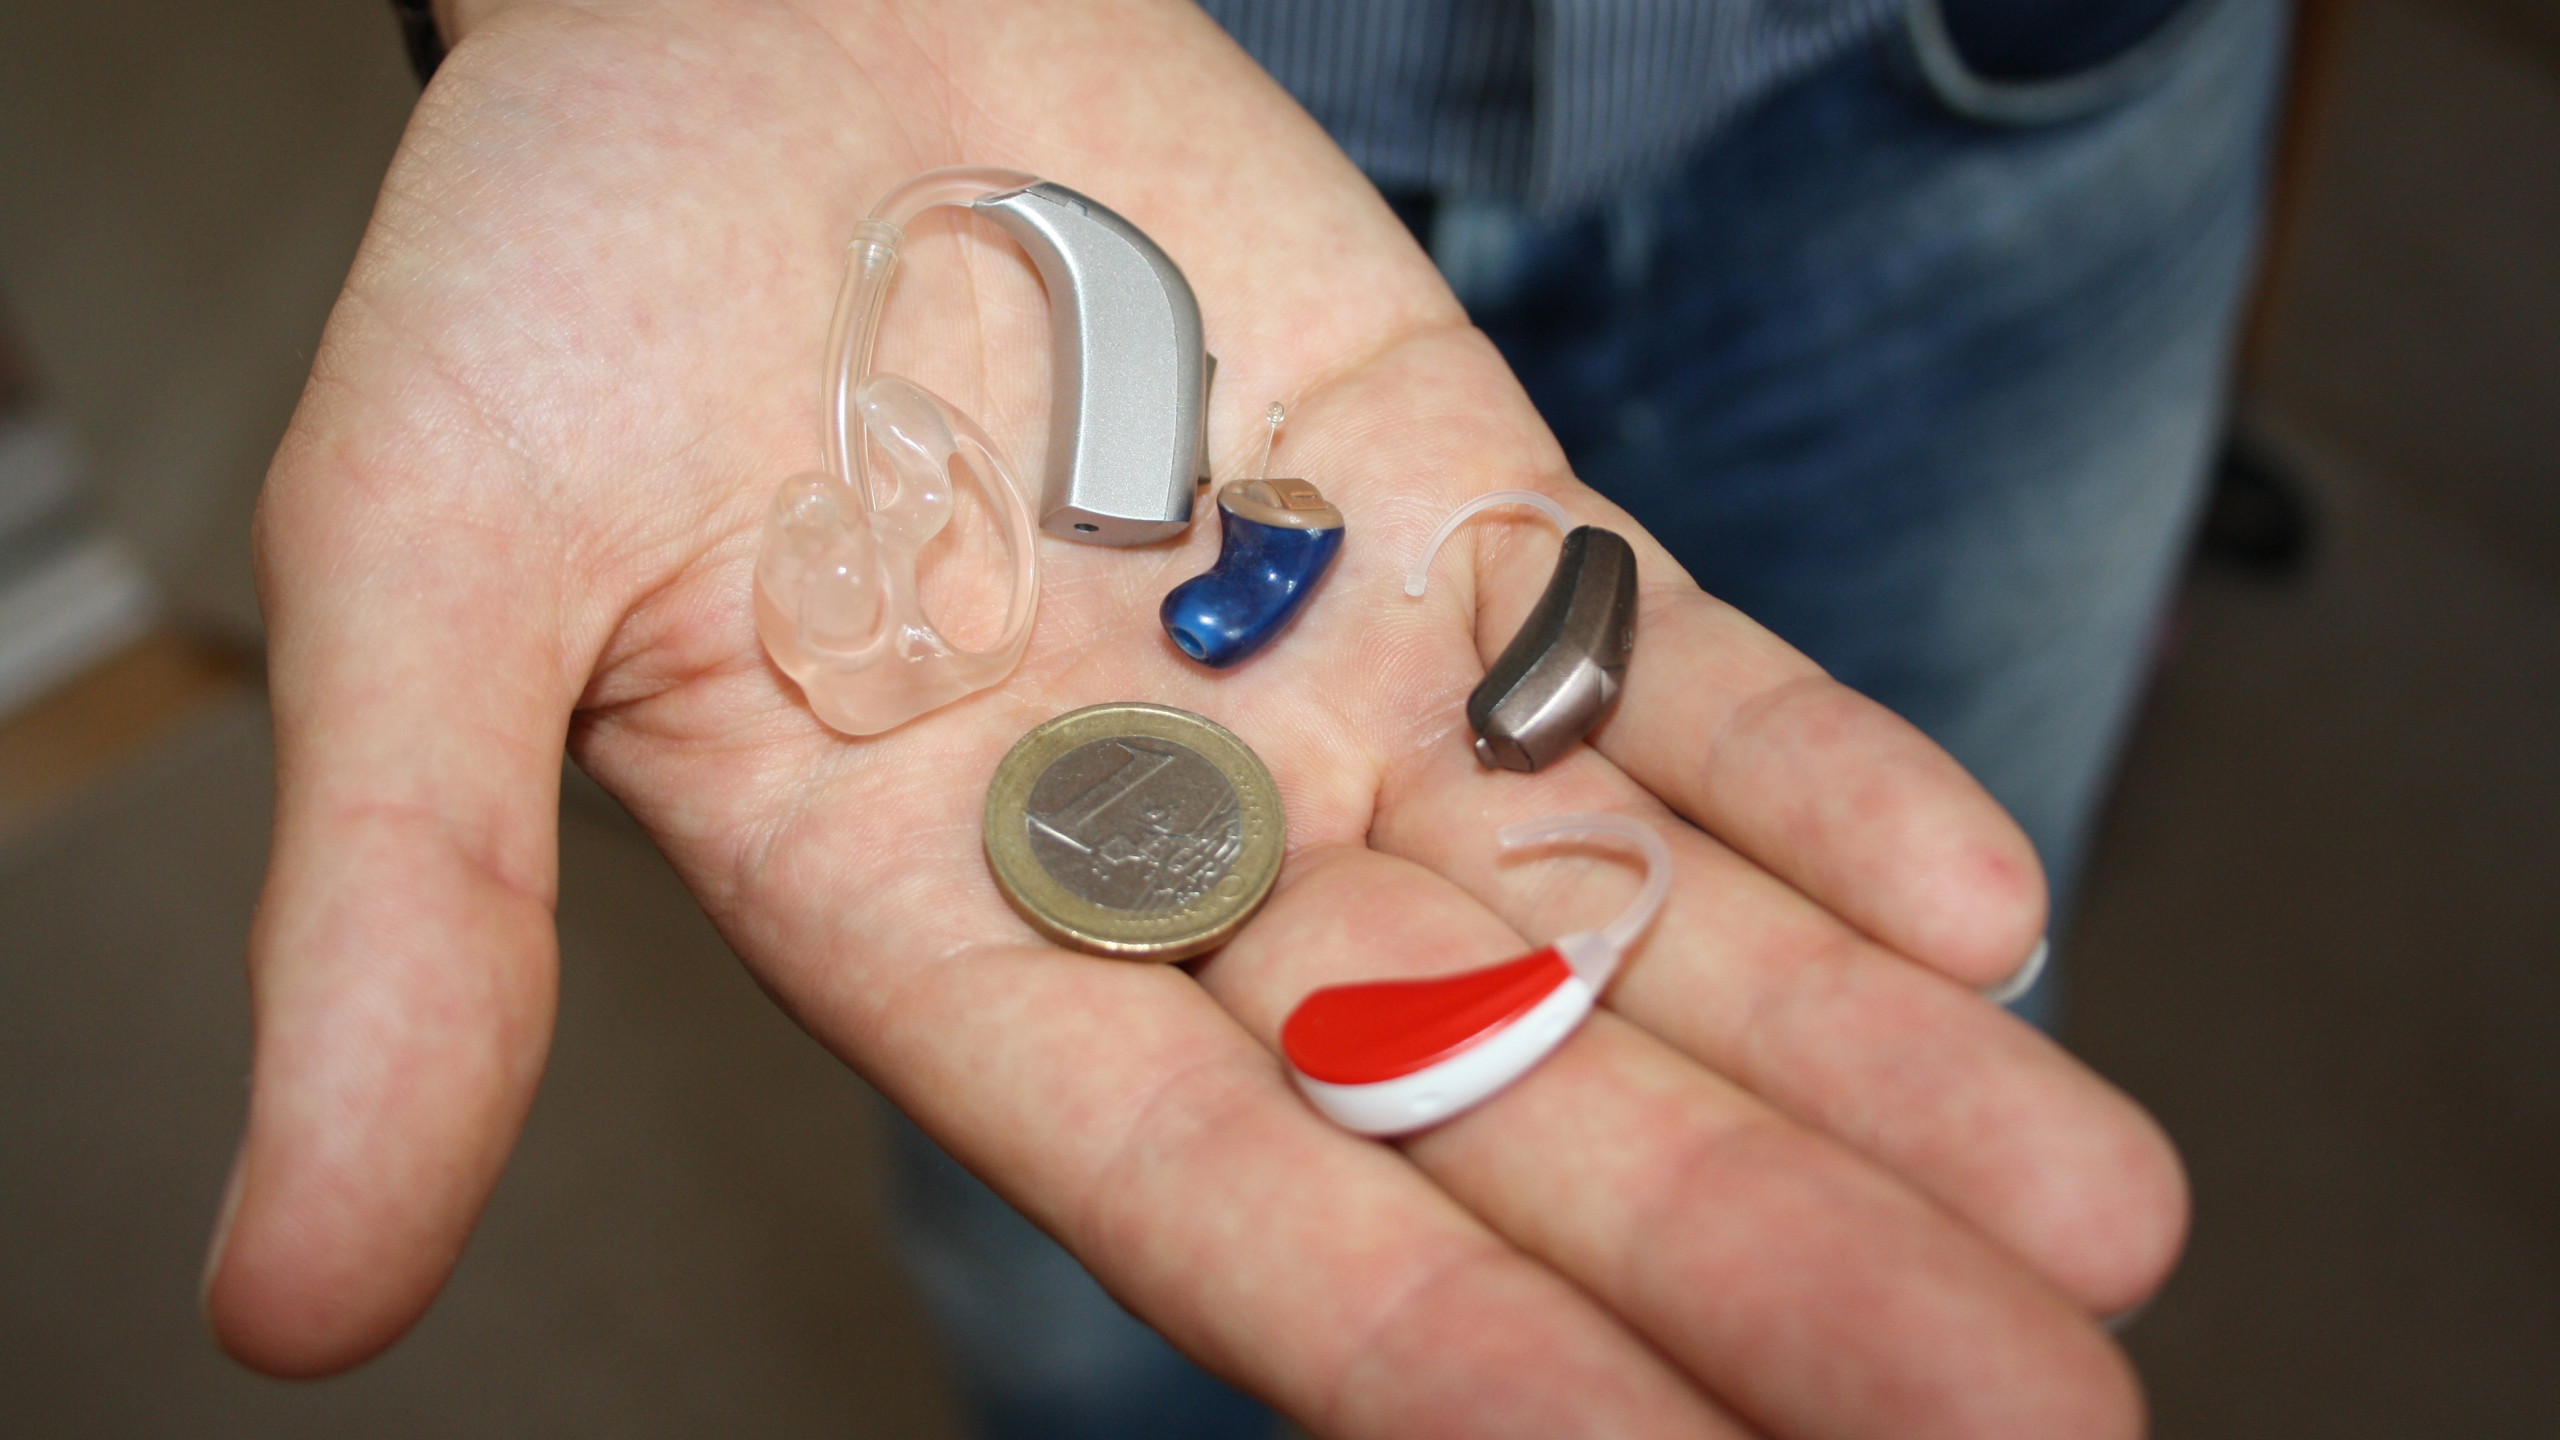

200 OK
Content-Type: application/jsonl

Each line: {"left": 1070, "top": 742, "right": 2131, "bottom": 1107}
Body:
{"left": 0, "top": 0, "right": 2552, "bottom": 1434}
{"left": 0, "top": 0, "right": 412, "bottom": 643}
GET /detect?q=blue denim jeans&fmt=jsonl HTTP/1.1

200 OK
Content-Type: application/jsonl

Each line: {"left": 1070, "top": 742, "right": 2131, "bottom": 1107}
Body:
{"left": 900, "top": 2, "right": 2284, "bottom": 1433}
{"left": 1461, "top": 0, "right": 2282, "bottom": 1022}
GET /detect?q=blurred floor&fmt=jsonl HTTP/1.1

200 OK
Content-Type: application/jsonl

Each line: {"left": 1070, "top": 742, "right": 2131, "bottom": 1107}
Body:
{"left": 2069, "top": 424, "right": 2560, "bottom": 1433}
{"left": 0, "top": 0, "right": 2554, "bottom": 1436}
{"left": 0, "top": 633, "right": 247, "bottom": 848}
{"left": 2065, "top": 0, "right": 2560, "bottom": 1431}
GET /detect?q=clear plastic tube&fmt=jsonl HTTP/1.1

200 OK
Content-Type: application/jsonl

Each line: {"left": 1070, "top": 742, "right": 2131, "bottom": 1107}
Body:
{"left": 1495, "top": 812, "right": 1671, "bottom": 986}
{"left": 755, "top": 167, "right": 1046, "bottom": 736}
{"left": 1404, "top": 489, "right": 1573, "bottom": 597}
{"left": 826, "top": 168, "right": 1038, "bottom": 506}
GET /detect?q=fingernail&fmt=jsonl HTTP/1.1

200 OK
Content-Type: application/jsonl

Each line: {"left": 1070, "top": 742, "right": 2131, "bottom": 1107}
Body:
{"left": 1980, "top": 935, "right": 2050, "bottom": 1007}
{"left": 200, "top": 1146, "right": 247, "bottom": 1317}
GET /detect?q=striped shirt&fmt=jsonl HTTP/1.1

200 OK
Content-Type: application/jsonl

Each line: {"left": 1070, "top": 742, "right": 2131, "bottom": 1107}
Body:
{"left": 1197, "top": 0, "right": 1905, "bottom": 214}
{"left": 1198, "top": 0, "right": 2197, "bottom": 214}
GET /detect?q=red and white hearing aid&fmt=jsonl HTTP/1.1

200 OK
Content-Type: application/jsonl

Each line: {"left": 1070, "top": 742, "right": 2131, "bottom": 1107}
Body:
{"left": 1281, "top": 813, "right": 1671, "bottom": 1136}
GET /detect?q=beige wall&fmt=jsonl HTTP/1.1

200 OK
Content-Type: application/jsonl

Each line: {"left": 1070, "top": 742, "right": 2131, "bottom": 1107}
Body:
{"left": 0, "top": 0, "right": 413, "bottom": 641}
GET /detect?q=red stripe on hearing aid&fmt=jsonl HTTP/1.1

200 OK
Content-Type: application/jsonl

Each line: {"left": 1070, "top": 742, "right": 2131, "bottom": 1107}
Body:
{"left": 1281, "top": 948, "right": 1573, "bottom": 1086}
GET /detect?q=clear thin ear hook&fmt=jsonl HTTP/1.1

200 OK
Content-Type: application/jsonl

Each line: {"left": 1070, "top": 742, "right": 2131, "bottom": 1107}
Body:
{"left": 1496, "top": 812, "right": 1671, "bottom": 988}
{"left": 1404, "top": 489, "right": 1572, "bottom": 597}
{"left": 1403, "top": 488, "right": 1639, "bottom": 772}
{"left": 754, "top": 168, "right": 1043, "bottom": 736}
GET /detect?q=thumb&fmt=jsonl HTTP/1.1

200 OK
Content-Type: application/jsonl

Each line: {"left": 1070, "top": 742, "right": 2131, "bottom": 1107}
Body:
{"left": 206, "top": 451, "right": 581, "bottom": 1376}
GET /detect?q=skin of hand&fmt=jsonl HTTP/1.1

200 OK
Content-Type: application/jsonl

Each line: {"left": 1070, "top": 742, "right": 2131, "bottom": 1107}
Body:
{"left": 206, "top": 1, "right": 2189, "bottom": 1435}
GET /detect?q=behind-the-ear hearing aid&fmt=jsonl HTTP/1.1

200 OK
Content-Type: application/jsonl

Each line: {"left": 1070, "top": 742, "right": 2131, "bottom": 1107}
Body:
{"left": 755, "top": 167, "right": 1213, "bottom": 736}
{"left": 1160, "top": 403, "right": 1345, "bottom": 667}
{"left": 1407, "top": 490, "right": 1638, "bottom": 771}
{"left": 1282, "top": 813, "right": 1670, "bottom": 1136}
{"left": 974, "top": 181, "right": 1213, "bottom": 544}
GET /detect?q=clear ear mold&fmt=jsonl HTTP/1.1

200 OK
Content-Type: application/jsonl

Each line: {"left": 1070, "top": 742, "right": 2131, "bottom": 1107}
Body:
{"left": 756, "top": 167, "right": 1212, "bottom": 735}
{"left": 754, "top": 373, "right": 1038, "bottom": 736}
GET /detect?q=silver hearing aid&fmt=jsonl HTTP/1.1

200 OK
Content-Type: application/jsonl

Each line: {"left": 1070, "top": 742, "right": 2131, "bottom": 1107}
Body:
{"left": 754, "top": 168, "right": 1213, "bottom": 738}
{"left": 975, "top": 182, "right": 1213, "bottom": 545}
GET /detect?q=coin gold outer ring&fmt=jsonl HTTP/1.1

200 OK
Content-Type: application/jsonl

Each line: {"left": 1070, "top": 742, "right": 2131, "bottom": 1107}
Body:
{"left": 984, "top": 703, "right": 1285, "bottom": 961}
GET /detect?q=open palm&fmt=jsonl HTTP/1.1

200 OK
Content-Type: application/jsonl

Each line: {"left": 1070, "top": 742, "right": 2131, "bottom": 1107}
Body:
{"left": 211, "top": 2, "right": 2184, "bottom": 1435}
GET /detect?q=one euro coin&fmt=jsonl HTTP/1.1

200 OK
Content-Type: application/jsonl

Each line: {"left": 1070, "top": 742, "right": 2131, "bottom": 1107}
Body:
{"left": 983, "top": 703, "right": 1284, "bottom": 961}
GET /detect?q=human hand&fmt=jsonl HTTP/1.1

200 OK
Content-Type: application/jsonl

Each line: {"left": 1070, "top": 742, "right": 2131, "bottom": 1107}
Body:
{"left": 210, "top": 2, "right": 2185, "bottom": 1435}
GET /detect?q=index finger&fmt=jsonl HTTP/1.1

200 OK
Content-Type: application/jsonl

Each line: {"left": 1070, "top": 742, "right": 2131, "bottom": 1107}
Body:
{"left": 1298, "top": 333, "right": 2047, "bottom": 989}
{"left": 1460, "top": 506, "right": 2048, "bottom": 988}
{"left": 1624, "top": 574, "right": 2047, "bottom": 985}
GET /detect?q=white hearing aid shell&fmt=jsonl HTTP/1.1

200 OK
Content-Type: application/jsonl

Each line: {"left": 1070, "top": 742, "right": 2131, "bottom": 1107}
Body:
{"left": 1282, "top": 813, "right": 1671, "bottom": 1136}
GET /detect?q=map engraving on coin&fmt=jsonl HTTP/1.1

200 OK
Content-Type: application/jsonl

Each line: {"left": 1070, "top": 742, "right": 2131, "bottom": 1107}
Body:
{"left": 983, "top": 703, "right": 1284, "bottom": 960}
{"left": 1026, "top": 737, "right": 1243, "bottom": 913}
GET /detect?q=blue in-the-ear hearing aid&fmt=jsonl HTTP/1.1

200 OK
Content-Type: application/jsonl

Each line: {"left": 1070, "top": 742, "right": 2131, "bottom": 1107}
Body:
{"left": 1160, "top": 404, "right": 1345, "bottom": 667}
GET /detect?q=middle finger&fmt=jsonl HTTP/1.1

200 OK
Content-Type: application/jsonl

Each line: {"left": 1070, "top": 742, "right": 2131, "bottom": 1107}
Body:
{"left": 1371, "top": 740, "right": 2187, "bottom": 1318}
{"left": 1197, "top": 844, "right": 2141, "bottom": 1440}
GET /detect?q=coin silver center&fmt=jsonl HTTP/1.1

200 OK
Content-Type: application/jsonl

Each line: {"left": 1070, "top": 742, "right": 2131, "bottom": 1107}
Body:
{"left": 1025, "top": 736, "right": 1242, "bottom": 914}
